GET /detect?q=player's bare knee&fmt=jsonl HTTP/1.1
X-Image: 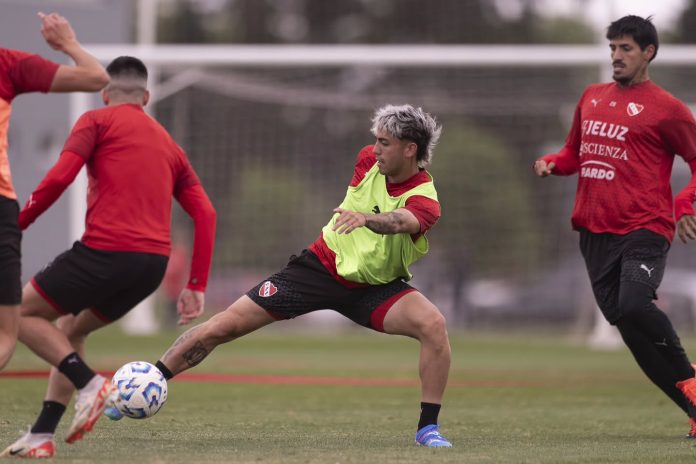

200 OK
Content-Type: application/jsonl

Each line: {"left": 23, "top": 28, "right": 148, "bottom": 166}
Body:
{"left": 416, "top": 311, "right": 448, "bottom": 343}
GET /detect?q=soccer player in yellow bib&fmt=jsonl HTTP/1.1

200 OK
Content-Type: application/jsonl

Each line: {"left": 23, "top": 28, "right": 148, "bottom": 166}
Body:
{"left": 152, "top": 104, "right": 453, "bottom": 447}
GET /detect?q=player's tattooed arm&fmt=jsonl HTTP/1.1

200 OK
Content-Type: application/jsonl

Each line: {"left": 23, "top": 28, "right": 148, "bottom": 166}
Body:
{"left": 364, "top": 209, "right": 419, "bottom": 234}
{"left": 332, "top": 207, "right": 420, "bottom": 235}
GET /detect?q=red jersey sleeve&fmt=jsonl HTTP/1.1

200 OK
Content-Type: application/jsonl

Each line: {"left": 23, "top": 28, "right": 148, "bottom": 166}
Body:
{"left": 404, "top": 195, "right": 441, "bottom": 235}
{"left": 0, "top": 50, "right": 59, "bottom": 101}
{"left": 10, "top": 53, "right": 60, "bottom": 95}
{"left": 62, "top": 112, "right": 99, "bottom": 160}
{"left": 660, "top": 101, "right": 696, "bottom": 162}
{"left": 18, "top": 151, "right": 85, "bottom": 229}
{"left": 349, "top": 145, "right": 377, "bottom": 186}
{"left": 538, "top": 89, "right": 587, "bottom": 175}
{"left": 175, "top": 184, "right": 216, "bottom": 292}
{"left": 173, "top": 148, "right": 201, "bottom": 195}
{"left": 666, "top": 102, "right": 696, "bottom": 220}
{"left": 675, "top": 159, "right": 696, "bottom": 219}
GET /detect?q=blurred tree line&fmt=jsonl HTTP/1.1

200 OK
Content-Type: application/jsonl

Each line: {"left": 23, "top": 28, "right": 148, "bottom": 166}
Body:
{"left": 155, "top": 0, "right": 595, "bottom": 45}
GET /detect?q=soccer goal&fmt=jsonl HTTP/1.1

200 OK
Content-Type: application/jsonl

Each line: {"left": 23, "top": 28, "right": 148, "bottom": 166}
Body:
{"left": 68, "top": 43, "right": 696, "bottom": 336}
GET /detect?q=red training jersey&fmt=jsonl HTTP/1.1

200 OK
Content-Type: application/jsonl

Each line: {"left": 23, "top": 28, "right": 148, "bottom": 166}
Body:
{"left": 0, "top": 49, "right": 59, "bottom": 199}
{"left": 541, "top": 81, "right": 696, "bottom": 241}
{"left": 19, "top": 103, "right": 216, "bottom": 290}
{"left": 309, "top": 145, "right": 441, "bottom": 287}
{"left": 63, "top": 104, "right": 202, "bottom": 255}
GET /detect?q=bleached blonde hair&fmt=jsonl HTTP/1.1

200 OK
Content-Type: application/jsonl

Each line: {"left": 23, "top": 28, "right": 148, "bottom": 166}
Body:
{"left": 370, "top": 104, "right": 442, "bottom": 167}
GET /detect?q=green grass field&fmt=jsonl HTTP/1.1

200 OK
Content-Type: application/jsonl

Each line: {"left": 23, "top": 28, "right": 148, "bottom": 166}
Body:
{"left": 2, "top": 325, "right": 696, "bottom": 463}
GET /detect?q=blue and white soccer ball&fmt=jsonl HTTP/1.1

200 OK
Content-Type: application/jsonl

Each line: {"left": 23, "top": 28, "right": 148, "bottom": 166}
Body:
{"left": 111, "top": 361, "right": 168, "bottom": 419}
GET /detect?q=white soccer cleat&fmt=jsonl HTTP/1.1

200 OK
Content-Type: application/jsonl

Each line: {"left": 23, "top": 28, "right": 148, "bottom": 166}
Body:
{"left": 65, "top": 375, "right": 118, "bottom": 444}
{"left": 0, "top": 426, "right": 55, "bottom": 458}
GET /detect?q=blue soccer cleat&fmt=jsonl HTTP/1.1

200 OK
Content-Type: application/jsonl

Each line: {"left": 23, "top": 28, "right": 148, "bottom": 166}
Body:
{"left": 103, "top": 405, "right": 124, "bottom": 421}
{"left": 415, "top": 424, "right": 452, "bottom": 448}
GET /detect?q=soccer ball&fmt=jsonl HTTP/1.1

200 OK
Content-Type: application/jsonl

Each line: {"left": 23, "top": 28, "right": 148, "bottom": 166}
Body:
{"left": 111, "top": 361, "right": 168, "bottom": 419}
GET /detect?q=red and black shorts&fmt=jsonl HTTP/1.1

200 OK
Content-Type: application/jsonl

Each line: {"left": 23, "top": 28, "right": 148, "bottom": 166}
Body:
{"left": 0, "top": 196, "right": 21, "bottom": 305}
{"left": 246, "top": 249, "right": 417, "bottom": 332}
{"left": 32, "top": 241, "right": 168, "bottom": 322}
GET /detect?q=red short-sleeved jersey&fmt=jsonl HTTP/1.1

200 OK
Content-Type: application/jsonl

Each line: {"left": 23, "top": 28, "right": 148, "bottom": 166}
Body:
{"left": 542, "top": 81, "right": 696, "bottom": 241}
{"left": 63, "top": 103, "right": 201, "bottom": 255}
{"left": 0, "top": 49, "right": 59, "bottom": 199}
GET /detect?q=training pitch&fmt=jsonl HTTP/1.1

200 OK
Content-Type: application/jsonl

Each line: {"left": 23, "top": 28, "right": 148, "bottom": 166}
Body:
{"left": 2, "top": 324, "right": 696, "bottom": 463}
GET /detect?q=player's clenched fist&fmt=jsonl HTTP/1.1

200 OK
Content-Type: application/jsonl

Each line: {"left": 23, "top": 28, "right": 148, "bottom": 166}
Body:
{"left": 38, "top": 12, "right": 77, "bottom": 51}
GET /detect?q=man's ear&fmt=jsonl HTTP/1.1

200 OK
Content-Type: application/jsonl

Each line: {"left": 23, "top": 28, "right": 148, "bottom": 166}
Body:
{"left": 406, "top": 141, "right": 418, "bottom": 159}
{"left": 644, "top": 44, "right": 656, "bottom": 61}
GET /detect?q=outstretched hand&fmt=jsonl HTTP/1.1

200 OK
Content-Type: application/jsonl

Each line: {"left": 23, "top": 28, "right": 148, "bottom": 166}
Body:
{"left": 533, "top": 160, "right": 555, "bottom": 177}
{"left": 38, "top": 12, "right": 77, "bottom": 52}
{"left": 677, "top": 214, "right": 696, "bottom": 244}
{"left": 331, "top": 207, "right": 367, "bottom": 234}
{"left": 177, "top": 288, "right": 205, "bottom": 325}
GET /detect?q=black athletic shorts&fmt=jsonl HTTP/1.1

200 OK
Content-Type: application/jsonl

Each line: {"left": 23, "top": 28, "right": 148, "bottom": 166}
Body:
{"left": 246, "top": 250, "right": 416, "bottom": 332}
{"left": 0, "top": 196, "right": 21, "bottom": 305}
{"left": 579, "top": 228, "right": 668, "bottom": 324}
{"left": 33, "top": 241, "right": 168, "bottom": 322}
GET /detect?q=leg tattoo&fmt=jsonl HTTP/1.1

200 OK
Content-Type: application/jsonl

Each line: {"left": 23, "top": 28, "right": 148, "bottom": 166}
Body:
{"left": 182, "top": 340, "right": 208, "bottom": 367}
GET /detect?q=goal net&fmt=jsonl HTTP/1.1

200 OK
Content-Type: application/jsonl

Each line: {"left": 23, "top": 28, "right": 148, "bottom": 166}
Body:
{"left": 71, "top": 44, "right": 696, "bottom": 332}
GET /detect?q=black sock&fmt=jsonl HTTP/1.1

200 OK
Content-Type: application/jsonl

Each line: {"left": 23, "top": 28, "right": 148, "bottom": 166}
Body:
{"left": 57, "top": 352, "right": 96, "bottom": 390}
{"left": 30, "top": 401, "right": 66, "bottom": 434}
{"left": 418, "top": 402, "right": 441, "bottom": 430}
{"left": 155, "top": 360, "right": 174, "bottom": 380}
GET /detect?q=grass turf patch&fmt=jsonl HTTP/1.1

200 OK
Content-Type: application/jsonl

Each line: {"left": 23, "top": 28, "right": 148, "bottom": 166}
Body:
{"left": 2, "top": 328, "right": 696, "bottom": 463}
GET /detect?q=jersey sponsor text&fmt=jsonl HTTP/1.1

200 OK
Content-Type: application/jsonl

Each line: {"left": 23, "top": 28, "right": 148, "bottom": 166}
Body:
{"left": 579, "top": 142, "right": 628, "bottom": 160}
{"left": 581, "top": 119, "right": 629, "bottom": 141}
{"left": 580, "top": 160, "right": 615, "bottom": 181}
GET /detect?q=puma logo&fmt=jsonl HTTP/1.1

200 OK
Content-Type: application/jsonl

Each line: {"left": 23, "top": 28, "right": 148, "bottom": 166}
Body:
{"left": 640, "top": 264, "right": 654, "bottom": 277}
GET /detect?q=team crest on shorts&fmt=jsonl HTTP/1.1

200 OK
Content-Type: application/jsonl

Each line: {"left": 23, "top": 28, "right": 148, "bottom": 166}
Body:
{"left": 259, "top": 281, "right": 278, "bottom": 297}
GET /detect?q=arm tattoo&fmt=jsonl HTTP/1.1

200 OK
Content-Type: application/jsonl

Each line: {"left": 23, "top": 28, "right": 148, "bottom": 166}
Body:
{"left": 182, "top": 340, "right": 209, "bottom": 367}
{"left": 364, "top": 211, "right": 407, "bottom": 234}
